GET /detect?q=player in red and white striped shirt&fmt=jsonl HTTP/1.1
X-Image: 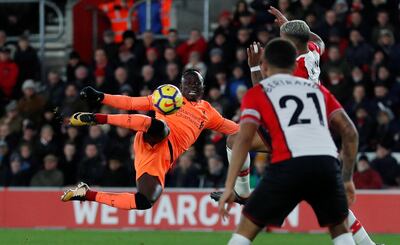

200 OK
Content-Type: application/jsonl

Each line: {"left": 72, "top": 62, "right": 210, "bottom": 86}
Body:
{"left": 216, "top": 6, "right": 381, "bottom": 245}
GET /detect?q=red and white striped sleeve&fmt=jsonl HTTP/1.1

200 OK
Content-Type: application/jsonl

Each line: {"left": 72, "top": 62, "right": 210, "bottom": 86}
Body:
{"left": 240, "top": 86, "right": 262, "bottom": 125}
{"left": 308, "top": 41, "right": 321, "bottom": 55}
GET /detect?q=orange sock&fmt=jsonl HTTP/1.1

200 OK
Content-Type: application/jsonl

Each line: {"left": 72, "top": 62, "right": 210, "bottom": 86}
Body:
{"left": 89, "top": 191, "right": 137, "bottom": 210}
{"left": 99, "top": 114, "right": 152, "bottom": 132}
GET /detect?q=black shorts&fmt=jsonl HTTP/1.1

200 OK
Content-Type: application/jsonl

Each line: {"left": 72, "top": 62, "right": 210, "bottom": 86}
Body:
{"left": 242, "top": 155, "right": 349, "bottom": 228}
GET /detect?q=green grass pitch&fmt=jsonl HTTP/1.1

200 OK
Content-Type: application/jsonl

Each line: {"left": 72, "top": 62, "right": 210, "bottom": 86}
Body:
{"left": 0, "top": 230, "right": 399, "bottom": 244}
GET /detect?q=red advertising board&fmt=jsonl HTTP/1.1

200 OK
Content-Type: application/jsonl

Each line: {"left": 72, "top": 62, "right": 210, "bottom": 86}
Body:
{"left": 0, "top": 188, "right": 399, "bottom": 233}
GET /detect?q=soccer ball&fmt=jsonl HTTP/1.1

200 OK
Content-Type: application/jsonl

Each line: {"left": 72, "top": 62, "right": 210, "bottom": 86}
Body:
{"left": 152, "top": 84, "right": 184, "bottom": 115}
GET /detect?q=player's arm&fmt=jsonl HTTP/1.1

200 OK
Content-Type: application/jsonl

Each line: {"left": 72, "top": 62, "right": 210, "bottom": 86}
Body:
{"left": 309, "top": 32, "right": 325, "bottom": 54}
{"left": 80, "top": 86, "right": 154, "bottom": 111}
{"left": 247, "top": 42, "right": 265, "bottom": 85}
{"left": 205, "top": 104, "right": 239, "bottom": 135}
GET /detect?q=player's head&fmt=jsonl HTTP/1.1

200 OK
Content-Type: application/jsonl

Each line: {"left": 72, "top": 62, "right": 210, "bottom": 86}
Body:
{"left": 280, "top": 20, "right": 310, "bottom": 51}
{"left": 180, "top": 69, "right": 204, "bottom": 101}
{"left": 261, "top": 38, "right": 296, "bottom": 75}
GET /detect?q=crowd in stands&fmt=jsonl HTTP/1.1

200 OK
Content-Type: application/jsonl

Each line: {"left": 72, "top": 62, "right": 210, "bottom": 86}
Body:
{"left": 0, "top": 0, "right": 400, "bottom": 189}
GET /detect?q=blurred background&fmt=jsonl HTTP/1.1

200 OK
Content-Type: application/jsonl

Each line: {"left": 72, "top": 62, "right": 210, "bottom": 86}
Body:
{"left": 0, "top": 0, "right": 400, "bottom": 233}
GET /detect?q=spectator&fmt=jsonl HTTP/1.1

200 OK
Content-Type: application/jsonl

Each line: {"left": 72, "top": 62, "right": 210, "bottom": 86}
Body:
{"left": 165, "top": 62, "right": 180, "bottom": 86}
{"left": 17, "top": 79, "right": 45, "bottom": 124}
{"left": 4, "top": 155, "right": 30, "bottom": 186}
{"left": 101, "top": 158, "right": 132, "bottom": 187}
{"left": 66, "top": 51, "right": 83, "bottom": 82}
{"left": 371, "top": 142, "right": 400, "bottom": 187}
{"left": 228, "top": 65, "right": 247, "bottom": 101}
{"left": 352, "top": 107, "right": 375, "bottom": 151}
{"left": 169, "top": 153, "right": 201, "bottom": 187}
{"left": 205, "top": 48, "right": 226, "bottom": 86}
{"left": 93, "top": 48, "right": 114, "bottom": 84}
{"left": 237, "top": 11, "right": 255, "bottom": 30}
{"left": 74, "top": 65, "right": 91, "bottom": 88}
{"left": 77, "top": 143, "right": 105, "bottom": 185}
{"left": 345, "top": 84, "right": 371, "bottom": 118}
{"left": 18, "top": 142, "right": 38, "bottom": 175}
{"left": 140, "top": 65, "right": 159, "bottom": 91}
{"left": 233, "top": 0, "right": 250, "bottom": 26}
{"left": 0, "top": 100, "right": 23, "bottom": 134}
{"left": 255, "top": 27, "right": 272, "bottom": 46}
{"left": 322, "top": 45, "right": 350, "bottom": 80}
{"left": 347, "top": 11, "right": 370, "bottom": 41}
{"left": 250, "top": 153, "right": 268, "bottom": 188}
{"left": 292, "top": 0, "right": 324, "bottom": 20}
{"left": 207, "top": 31, "right": 234, "bottom": 63}
{"left": 145, "top": 47, "right": 162, "bottom": 73}
{"left": 0, "top": 123, "right": 18, "bottom": 150}
{"left": 353, "top": 155, "right": 383, "bottom": 189}
{"left": 30, "top": 154, "right": 63, "bottom": 186}
{"left": 372, "top": 10, "right": 395, "bottom": 44}
{"left": 213, "top": 11, "right": 234, "bottom": 41}
{"left": 60, "top": 83, "right": 88, "bottom": 117}
{"left": 83, "top": 125, "right": 107, "bottom": 152}
{"left": 0, "top": 140, "right": 10, "bottom": 185}
{"left": 349, "top": 66, "right": 373, "bottom": 95}
{"left": 102, "top": 30, "right": 119, "bottom": 63}
{"left": 35, "top": 125, "right": 59, "bottom": 161}
{"left": 324, "top": 68, "right": 351, "bottom": 104}
{"left": 235, "top": 28, "right": 252, "bottom": 49}
{"left": 0, "top": 47, "right": 18, "bottom": 99}
{"left": 105, "top": 127, "right": 132, "bottom": 166}
{"left": 117, "top": 44, "right": 137, "bottom": 81}
{"left": 59, "top": 142, "right": 78, "bottom": 186}
{"left": 374, "top": 104, "right": 399, "bottom": 146}
{"left": 114, "top": 66, "right": 130, "bottom": 90}
{"left": 346, "top": 29, "right": 373, "bottom": 68}
{"left": 207, "top": 87, "right": 231, "bottom": 118}
{"left": 201, "top": 155, "right": 226, "bottom": 188}
{"left": 184, "top": 52, "right": 207, "bottom": 77}
{"left": 14, "top": 35, "right": 39, "bottom": 82}
{"left": 19, "top": 120, "right": 37, "bottom": 147}
{"left": 376, "top": 30, "right": 400, "bottom": 72}
{"left": 164, "top": 29, "right": 180, "bottom": 49}
{"left": 44, "top": 70, "right": 66, "bottom": 108}
{"left": 318, "top": 9, "right": 345, "bottom": 41}
{"left": 177, "top": 29, "right": 207, "bottom": 64}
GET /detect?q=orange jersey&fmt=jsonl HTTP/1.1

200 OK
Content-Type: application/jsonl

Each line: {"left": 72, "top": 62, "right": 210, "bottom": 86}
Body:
{"left": 102, "top": 94, "right": 239, "bottom": 160}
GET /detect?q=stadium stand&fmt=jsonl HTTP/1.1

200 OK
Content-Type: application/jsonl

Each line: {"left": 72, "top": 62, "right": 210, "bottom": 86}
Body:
{"left": 0, "top": 0, "right": 399, "bottom": 189}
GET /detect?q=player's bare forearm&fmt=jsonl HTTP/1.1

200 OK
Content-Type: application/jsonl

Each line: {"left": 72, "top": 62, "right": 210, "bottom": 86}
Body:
{"left": 251, "top": 71, "right": 264, "bottom": 85}
{"left": 102, "top": 94, "right": 153, "bottom": 111}
{"left": 330, "top": 110, "right": 358, "bottom": 182}
{"left": 310, "top": 32, "right": 325, "bottom": 54}
{"left": 225, "top": 123, "right": 257, "bottom": 189}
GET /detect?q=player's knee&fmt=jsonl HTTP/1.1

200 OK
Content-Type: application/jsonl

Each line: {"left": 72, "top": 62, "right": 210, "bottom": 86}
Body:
{"left": 135, "top": 192, "right": 153, "bottom": 210}
{"left": 226, "top": 134, "right": 236, "bottom": 149}
{"left": 144, "top": 119, "right": 170, "bottom": 144}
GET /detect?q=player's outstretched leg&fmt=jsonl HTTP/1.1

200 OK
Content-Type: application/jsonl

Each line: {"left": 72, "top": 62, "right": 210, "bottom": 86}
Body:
{"left": 61, "top": 174, "right": 163, "bottom": 210}
{"left": 348, "top": 210, "right": 382, "bottom": 245}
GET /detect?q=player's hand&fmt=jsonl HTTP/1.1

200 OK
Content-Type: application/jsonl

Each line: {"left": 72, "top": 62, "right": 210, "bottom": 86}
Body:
{"left": 247, "top": 42, "right": 264, "bottom": 68}
{"left": 218, "top": 188, "right": 236, "bottom": 221}
{"left": 268, "top": 6, "right": 288, "bottom": 27}
{"left": 344, "top": 180, "right": 356, "bottom": 206}
{"left": 69, "top": 112, "right": 97, "bottom": 126}
{"left": 80, "top": 86, "right": 104, "bottom": 103}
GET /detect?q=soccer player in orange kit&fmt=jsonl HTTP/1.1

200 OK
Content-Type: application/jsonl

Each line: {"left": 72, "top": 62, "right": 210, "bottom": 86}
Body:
{"left": 61, "top": 69, "right": 239, "bottom": 210}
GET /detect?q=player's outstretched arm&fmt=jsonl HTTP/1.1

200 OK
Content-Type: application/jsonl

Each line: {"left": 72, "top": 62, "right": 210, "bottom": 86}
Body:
{"left": 330, "top": 110, "right": 358, "bottom": 205}
{"left": 80, "top": 86, "right": 154, "bottom": 111}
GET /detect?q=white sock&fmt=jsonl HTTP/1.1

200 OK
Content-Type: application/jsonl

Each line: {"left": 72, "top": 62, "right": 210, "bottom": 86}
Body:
{"left": 333, "top": 233, "right": 356, "bottom": 245}
{"left": 227, "top": 146, "right": 251, "bottom": 197}
{"left": 228, "top": 233, "right": 251, "bottom": 245}
{"left": 348, "top": 210, "right": 375, "bottom": 245}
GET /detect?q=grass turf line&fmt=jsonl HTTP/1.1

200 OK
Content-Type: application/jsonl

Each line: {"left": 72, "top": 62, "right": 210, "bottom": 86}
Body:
{"left": 0, "top": 230, "right": 398, "bottom": 245}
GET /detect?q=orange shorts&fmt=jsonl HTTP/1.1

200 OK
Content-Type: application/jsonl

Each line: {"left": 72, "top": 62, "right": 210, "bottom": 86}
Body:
{"left": 133, "top": 132, "right": 173, "bottom": 188}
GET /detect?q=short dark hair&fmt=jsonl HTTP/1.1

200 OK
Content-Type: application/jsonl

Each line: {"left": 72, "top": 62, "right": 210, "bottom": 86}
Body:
{"left": 263, "top": 38, "right": 296, "bottom": 69}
